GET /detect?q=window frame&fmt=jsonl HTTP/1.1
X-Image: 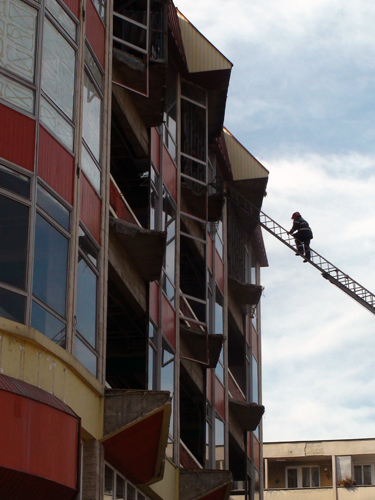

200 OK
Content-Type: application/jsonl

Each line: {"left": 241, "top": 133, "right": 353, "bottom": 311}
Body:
{"left": 286, "top": 465, "right": 320, "bottom": 489}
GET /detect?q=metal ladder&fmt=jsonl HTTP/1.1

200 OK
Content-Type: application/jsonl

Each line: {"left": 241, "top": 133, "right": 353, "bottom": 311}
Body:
{"left": 221, "top": 183, "right": 375, "bottom": 315}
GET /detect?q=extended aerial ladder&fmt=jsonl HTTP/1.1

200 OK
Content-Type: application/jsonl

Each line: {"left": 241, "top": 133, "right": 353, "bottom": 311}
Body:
{"left": 215, "top": 183, "right": 375, "bottom": 315}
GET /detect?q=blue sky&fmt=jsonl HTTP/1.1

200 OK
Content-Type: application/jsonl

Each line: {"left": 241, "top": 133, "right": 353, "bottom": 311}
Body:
{"left": 176, "top": 0, "right": 375, "bottom": 441}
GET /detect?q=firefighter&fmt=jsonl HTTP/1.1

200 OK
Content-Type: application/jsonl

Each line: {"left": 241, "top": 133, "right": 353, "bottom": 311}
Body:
{"left": 289, "top": 212, "right": 313, "bottom": 262}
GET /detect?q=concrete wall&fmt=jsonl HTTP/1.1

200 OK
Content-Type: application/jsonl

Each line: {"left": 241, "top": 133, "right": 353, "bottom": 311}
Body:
{"left": 264, "top": 488, "right": 335, "bottom": 500}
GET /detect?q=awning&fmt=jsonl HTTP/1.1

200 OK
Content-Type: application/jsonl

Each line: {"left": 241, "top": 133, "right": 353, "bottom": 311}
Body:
{"left": 228, "top": 277, "right": 263, "bottom": 308}
{"left": 180, "top": 469, "right": 233, "bottom": 500}
{"left": 180, "top": 323, "right": 224, "bottom": 368}
{"left": 102, "top": 390, "right": 171, "bottom": 485}
{"left": 181, "top": 186, "right": 225, "bottom": 222}
{"left": 229, "top": 399, "right": 265, "bottom": 432}
{"left": 0, "top": 375, "right": 80, "bottom": 500}
{"left": 109, "top": 217, "right": 166, "bottom": 281}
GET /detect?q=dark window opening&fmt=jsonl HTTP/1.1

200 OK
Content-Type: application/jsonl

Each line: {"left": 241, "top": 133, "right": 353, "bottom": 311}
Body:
{"left": 180, "top": 365, "right": 206, "bottom": 467}
{"left": 106, "top": 269, "right": 148, "bottom": 389}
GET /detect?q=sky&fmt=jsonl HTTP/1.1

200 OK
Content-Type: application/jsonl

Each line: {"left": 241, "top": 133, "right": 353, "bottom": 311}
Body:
{"left": 175, "top": 0, "right": 375, "bottom": 442}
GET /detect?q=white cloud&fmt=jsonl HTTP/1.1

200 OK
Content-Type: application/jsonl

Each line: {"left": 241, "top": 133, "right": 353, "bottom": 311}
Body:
{"left": 175, "top": 0, "right": 375, "bottom": 443}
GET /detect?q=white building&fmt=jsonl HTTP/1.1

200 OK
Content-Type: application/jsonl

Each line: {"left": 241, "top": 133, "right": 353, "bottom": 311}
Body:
{"left": 264, "top": 439, "right": 375, "bottom": 500}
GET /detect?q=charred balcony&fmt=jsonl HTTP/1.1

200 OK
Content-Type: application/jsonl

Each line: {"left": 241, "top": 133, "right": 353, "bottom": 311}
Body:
{"left": 112, "top": 0, "right": 168, "bottom": 127}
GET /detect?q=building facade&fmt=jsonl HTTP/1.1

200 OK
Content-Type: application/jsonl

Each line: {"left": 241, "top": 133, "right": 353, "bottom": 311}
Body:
{"left": 0, "top": 1, "right": 268, "bottom": 499}
{"left": 264, "top": 439, "right": 375, "bottom": 500}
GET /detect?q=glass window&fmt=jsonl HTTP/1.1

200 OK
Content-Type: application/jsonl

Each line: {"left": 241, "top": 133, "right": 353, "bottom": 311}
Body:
{"left": 37, "top": 184, "right": 70, "bottom": 230}
{"left": 85, "top": 45, "right": 103, "bottom": 90}
{"left": 116, "top": 475, "right": 125, "bottom": 499}
{"left": 33, "top": 213, "right": 68, "bottom": 317}
{"left": 161, "top": 340, "right": 174, "bottom": 395}
{"left": 0, "top": 195, "right": 28, "bottom": 290}
{"left": 0, "top": 0, "right": 37, "bottom": 82}
{"left": 45, "top": 0, "right": 77, "bottom": 41}
{"left": 104, "top": 465, "right": 114, "bottom": 500}
{"left": 0, "top": 164, "right": 30, "bottom": 198}
{"left": 78, "top": 227, "right": 99, "bottom": 267}
{"left": 354, "top": 464, "right": 372, "bottom": 485}
{"left": 40, "top": 96, "right": 74, "bottom": 150}
{"left": 287, "top": 468, "right": 297, "bottom": 488}
{"left": 127, "top": 484, "right": 136, "bottom": 500}
{"left": 81, "top": 144, "right": 101, "bottom": 193}
{"left": 31, "top": 300, "right": 66, "bottom": 347}
{"left": 75, "top": 335, "right": 97, "bottom": 375}
{"left": 91, "top": 0, "right": 105, "bottom": 21}
{"left": 82, "top": 71, "right": 101, "bottom": 161}
{"left": 76, "top": 257, "right": 97, "bottom": 347}
{"left": 215, "top": 416, "right": 224, "bottom": 470}
{"left": 215, "top": 291, "right": 223, "bottom": 335}
{"left": 0, "top": 72, "right": 34, "bottom": 113}
{"left": 41, "top": 19, "right": 75, "bottom": 120}
{"left": 0, "top": 287, "right": 25, "bottom": 323}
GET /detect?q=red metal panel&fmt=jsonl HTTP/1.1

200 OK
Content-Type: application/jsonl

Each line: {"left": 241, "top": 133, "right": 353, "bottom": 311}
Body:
{"left": 85, "top": 0, "right": 105, "bottom": 68}
{"left": 207, "top": 234, "right": 213, "bottom": 272}
{"left": 62, "top": 0, "right": 79, "bottom": 18}
{"left": 162, "top": 294, "right": 176, "bottom": 349}
{"left": 109, "top": 179, "right": 137, "bottom": 223}
{"left": 0, "top": 391, "right": 79, "bottom": 490}
{"left": 214, "top": 376, "right": 225, "bottom": 421}
{"left": 0, "top": 374, "right": 78, "bottom": 417}
{"left": 38, "top": 126, "right": 75, "bottom": 205}
{"left": 162, "top": 147, "right": 177, "bottom": 202}
{"left": 103, "top": 410, "right": 164, "bottom": 484}
{"left": 80, "top": 172, "right": 101, "bottom": 243}
{"left": 149, "top": 281, "right": 159, "bottom": 325}
{"left": 151, "top": 127, "right": 160, "bottom": 172}
{"left": 215, "top": 249, "right": 224, "bottom": 294}
{"left": 253, "top": 435, "right": 261, "bottom": 471}
{"left": 206, "top": 369, "right": 213, "bottom": 403}
{"left": 247, "top": 432, "right": 252, "bottom": 458}
{"left": 0, "top": 103, "right": 35, "bottom": 171}
{"left": 0, "top": 468, "right": 77, "bottom": 500}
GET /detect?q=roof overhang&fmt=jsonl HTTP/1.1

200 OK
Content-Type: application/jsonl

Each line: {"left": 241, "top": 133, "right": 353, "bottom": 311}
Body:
{"left": 109, "top": 217, "right": 166, "bottom": 281}
{"left": 180, "top": 469, "right": 233, "bottom": 500}
{"left": 228, "top": 277, "right": 263, "bottom": 309}
{"left": 102, "top": 390, "right": 171, "bottom": 485}
{"left": 229, "top": 399, "right": 265, "bottom": 432}
{"left": 180, "top": 323, "right": 224, "bottom": 368}
{"left": 176, "top": 10, "right": 233, "bottom": 141}
{"left": 0, "top": 375, "right": 80, "bottom": 500}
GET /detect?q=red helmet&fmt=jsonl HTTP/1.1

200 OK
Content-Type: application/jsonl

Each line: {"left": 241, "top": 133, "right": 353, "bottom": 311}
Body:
{"left": 291, "top": 212, "right": 301, "bottom": 219}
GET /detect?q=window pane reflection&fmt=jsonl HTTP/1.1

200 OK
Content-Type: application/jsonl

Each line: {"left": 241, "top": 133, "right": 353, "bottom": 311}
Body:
{"left": 0, "top": 287, "right": 25, "bottom": 323}
{"left": 0, "top": 195, "right": 28, "bottom": 290}
{"left": 82, "top": 72, "right": 101, "bottom": 161}
{"left": 75, "top": 335, "right": 97, "bottom": 375}
{"left": 215, "top": 417, "right": 224, "bottom": 470}
{"left": 0, "top": 0, "right": 37, "bottom": 82}
{"left": 40, "top": 96, "right": 74, "bottom": 150}
{"left": 33, "top": 214, "right": 68, "bottom": 317}
{"left": 37, "top": 184, "right": 70, "bottom": 230}
{"left": 45, "top": 0, "right": 77, "bottom": 40}
{"left": 0, "top": 72, "right": 34, "bottom": 112}
{"left": 31, "top": 300, "right": 66, "bottom": 347}
{"left": 76, "top": 258, "right": 97, "bottom": 347}
{"left": 42, "top": 19, "right": 75, "bottom": 119}
{"left": 0, "top": 164, "right": 30, "bottom": 198}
